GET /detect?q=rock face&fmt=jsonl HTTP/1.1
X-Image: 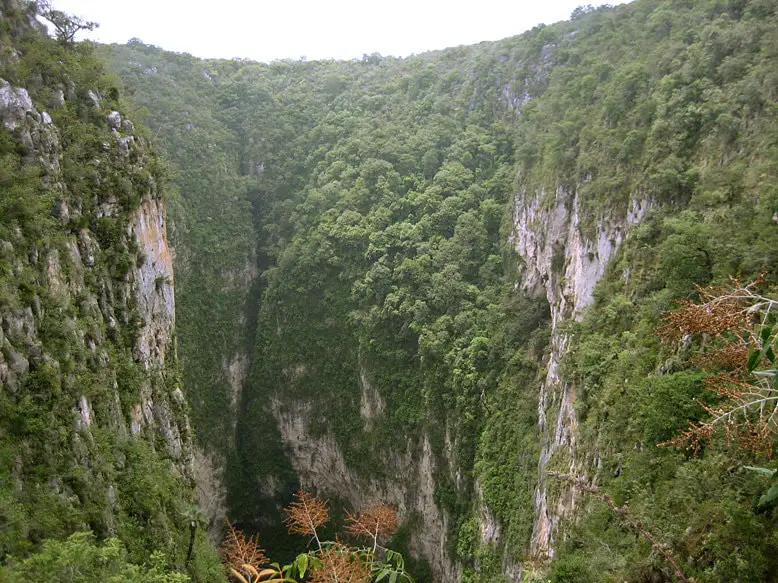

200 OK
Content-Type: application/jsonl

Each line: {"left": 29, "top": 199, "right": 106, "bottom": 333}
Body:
{"left": 0, "top": 63, "right": 194, "bottom": 542}
{"left": 132, "top": 197, "right": 176, "bottom": 369}
{"left": 271, "top": 396, "right": 459, "bottom": 581}
{"left": 510, "top": 186, "right": 652, "bottom": 557}
{"left": 0, "top": 78, "right": 33, "bottom": 130}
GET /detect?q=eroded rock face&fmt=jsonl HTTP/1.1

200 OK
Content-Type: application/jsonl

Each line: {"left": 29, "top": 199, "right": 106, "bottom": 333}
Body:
{"left": 359, "top": 367, "right": 386, "bottom": 430}
{"left": 510, "top": 187, "right": 652, "bottom": 558}
{"left": 49, "top": 88, "right": 65, "bottom": 108}
{"left": 224, "top": 351, "right": 251, "bottom": 418}
{"left": 193, "top": 448, "right": 228, "bottom": 542}
{"left": 0, "top": 79, "right": 33, "bottom": 130}
{"left": 271, "top": 397, "right": 460, "bottom": 582}
{"left": 106, "top": 110, "right": 121, "bottom": 129}
{"left": 0, "top": 72, "right": 195, "bottom": 527}
{"left": 128, "top": 195, "right": 193, "bottom": 473}
{"left": 132, "top": 197, "right": 175, "bottom": 369}
{"left": 192, "top": 253, "right": 260, "bottom": 531}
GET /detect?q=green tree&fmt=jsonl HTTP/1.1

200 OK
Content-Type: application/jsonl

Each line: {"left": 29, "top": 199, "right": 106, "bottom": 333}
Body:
{"left": 1, "top": 532, "right": 189, "bottom": 583}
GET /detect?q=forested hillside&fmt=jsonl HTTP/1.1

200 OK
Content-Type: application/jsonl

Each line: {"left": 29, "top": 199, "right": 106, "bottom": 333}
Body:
{"left": 0, "top": 1, "right": 223, "bottom": 580}
{"left": 99, "top": 0, "right": 778, "bottom": 581}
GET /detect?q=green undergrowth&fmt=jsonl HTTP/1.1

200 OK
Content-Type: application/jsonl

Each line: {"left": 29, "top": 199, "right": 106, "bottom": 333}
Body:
{"left": 104, "top": 31, "right": 557, "bottom": 573}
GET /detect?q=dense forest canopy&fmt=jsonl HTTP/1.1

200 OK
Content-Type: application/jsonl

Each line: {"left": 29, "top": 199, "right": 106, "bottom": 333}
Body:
{"left": 101, "top": 0, "right": 778, "bottom": 580}
{"left": 2, "top": 0, "right": 778, "bottom": 581}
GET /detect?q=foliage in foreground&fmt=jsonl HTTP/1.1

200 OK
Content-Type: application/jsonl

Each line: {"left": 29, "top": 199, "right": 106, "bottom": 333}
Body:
{"left": 659, "top": 278, "right": 778, "bottom": 456}
{"left": 221, "top": 491, "right": 413, "bottom": 583}
{"left": 0, "top": 531, "right": 189, "bottom": 582}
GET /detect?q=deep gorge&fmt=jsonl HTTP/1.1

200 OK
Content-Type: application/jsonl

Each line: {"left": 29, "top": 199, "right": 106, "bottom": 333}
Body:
{"left": 3, "top": 0, "right": 778, "bottom": 581}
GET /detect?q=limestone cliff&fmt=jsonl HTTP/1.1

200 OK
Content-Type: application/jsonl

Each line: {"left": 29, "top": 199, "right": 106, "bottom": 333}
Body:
{"left": 0, "top": 3, "right": 203, "bottom": 566}
{"left": 270, "top": 391, "right": 459, "bottom": 581}
{"left": 511, "top": 187, "right": 652, "bottom": 557}
{"left": 97, "top": 2, "right": 778, "bottom": 579}
{"left": 1, "top": 76, "right": 190, "bottom": 459}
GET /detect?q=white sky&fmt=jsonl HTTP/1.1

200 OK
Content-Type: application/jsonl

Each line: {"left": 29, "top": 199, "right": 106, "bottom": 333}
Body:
{"left": 53, "top": 0, "right": 631, "bottom": 62}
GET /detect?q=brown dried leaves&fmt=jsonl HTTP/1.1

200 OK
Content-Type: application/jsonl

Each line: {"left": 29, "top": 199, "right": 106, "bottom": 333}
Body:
{"left": 658, "top": 282, "right": 752, "bottom": 341}
{"left": 344, "top": 503, "right": 399, "bottom": 547}
{"left": 309, "top": 544, "right": 372, "bottom": 583}
{"left": 220, "top": 520, "right": 267, "bottom": 580}
{"left": 659, "top": 277, "right": 778, "bottom": 456}
{"left": 284, "top": 489, "right": 330, "bottom": 537}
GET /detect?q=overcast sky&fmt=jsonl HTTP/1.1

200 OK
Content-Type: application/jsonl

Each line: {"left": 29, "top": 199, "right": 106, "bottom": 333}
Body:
{"left": 53, "top": 0, "right": 631, "bottom": 62}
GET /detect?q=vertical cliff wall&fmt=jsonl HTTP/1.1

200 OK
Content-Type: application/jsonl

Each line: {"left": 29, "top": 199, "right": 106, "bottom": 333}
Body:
{"left": 511, "top": 188, "right": 652, "bottom": 557}
{"left": 0, "top": 5, "right": 222, "bottom": 576}
{"left": 0, "top": 73, "right": 189, "bottom": 526}
{"left": 0, "top": 73, "right": 190, "bottom": 455}
{"left": 272, "top": 398, "right": 458, "bottom": 580}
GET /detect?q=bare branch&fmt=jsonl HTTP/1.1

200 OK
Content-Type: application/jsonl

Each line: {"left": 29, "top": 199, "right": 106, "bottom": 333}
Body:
{"left": 344, "top": 503, "right": 399, "bottom": 553}
{"left": 35, "top": 1, "right": 98, "bottom": 44}
{"left": 220, "top": 519, "right": 267, "bottom": 581}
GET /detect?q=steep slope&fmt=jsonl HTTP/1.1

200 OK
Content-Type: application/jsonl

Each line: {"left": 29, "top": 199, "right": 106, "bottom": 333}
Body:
{"left": 103, "top": 1, "right": 778, "bottom": 581}
{"left": 103, "top": 38, "right": 555, "bottom": 579}
{"left": 512, "top": 1, "right": 778, "bottom": 579}
{"left": 507, "top": 3, "right": 778, "bottom": 574}
{"left": 0, "top": 2, "right": 222, "bottom": 579}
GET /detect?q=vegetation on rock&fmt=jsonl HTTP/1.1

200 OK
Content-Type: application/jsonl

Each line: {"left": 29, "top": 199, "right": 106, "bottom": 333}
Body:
{"left": 0, "top": 1, "right": 223, "bottom": 580}
{"left": 3, "top": 0, "right": 778, "bottom": 581}
{"left": 102, "top": 1, "right": 778, "bottom": 578}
